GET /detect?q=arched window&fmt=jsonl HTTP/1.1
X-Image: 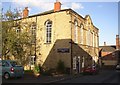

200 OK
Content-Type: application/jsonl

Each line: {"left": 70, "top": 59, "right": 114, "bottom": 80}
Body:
{"left": 74, "top": 20, "right": 78, "bottom": 43}
{"left": 45, "top": 20, "right": 52, "bottom": 43}
{"left": 93, "top": 32, "right": 94, "bottom": 47}
{"left": 95, "top": 34, "right": 98, "bottom": 47}
{"left": 87, "top": 29, "right": 91, "bottom": 46}
{"left": 31, "top": 22, "right": 36, "bottom": 44}
{"left": 80, "top": 24, "right": 83, "bottom": 44}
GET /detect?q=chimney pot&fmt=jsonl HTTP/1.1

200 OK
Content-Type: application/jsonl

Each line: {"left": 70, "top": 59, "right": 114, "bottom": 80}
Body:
{"left": 23, "top": 7, "right": 29, "bottom": 18}
{"left": 104, "top": 42, "right": 106, "bottom": 46}
{"left": 54, "top": 0, "right": 61, "bottom": 12}
{"left": 116, "top": 35, "right": 119, "bottom": 50}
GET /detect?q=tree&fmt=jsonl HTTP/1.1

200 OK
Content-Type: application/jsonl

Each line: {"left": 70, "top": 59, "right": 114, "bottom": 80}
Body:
{"left": 2, "top": 21, "right": 16, "bottom": 59}
{"left": 2, "top": 8, "right": 33, "bottom": 66}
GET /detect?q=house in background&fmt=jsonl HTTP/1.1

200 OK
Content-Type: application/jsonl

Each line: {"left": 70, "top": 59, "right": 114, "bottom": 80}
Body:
{"left": 5, "top": 1, "right": 99, "bottom": 74}
{"left": 99, "top": 35, "right": 120, "bottom": 67}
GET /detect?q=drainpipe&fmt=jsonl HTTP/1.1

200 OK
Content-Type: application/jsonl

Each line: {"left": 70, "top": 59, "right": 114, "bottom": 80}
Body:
{"left": 35, "top": 16, "right": 37, "bottom": 64}
{"left": 70, "top": 10, "right": 73, "bottom": 75}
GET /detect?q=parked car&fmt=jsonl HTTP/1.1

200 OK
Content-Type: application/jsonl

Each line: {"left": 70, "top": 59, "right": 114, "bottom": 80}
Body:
{"left": 1, "top": 60, "right": 24, "bottom": 79}
{"left": 82, "top": 65, "right": 99, "bottom": 75}
{"left": 116, "top": 64, "right": 120, "bottom": 72}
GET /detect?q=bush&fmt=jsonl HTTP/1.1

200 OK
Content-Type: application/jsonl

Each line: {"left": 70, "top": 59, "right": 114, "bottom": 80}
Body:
{"left": 56, "top": 60, "right": 65, "bottom": 74}
{"left": 24, "top": 70, "right": 34, "bottom": 75}
{"left": 33, "top": 64, "right": 40, "bottom": 74}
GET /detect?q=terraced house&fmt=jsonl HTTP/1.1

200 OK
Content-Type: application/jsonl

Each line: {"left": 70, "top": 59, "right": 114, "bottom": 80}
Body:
{"left": 8, "top": 1, "right": 99, "bottom": 74}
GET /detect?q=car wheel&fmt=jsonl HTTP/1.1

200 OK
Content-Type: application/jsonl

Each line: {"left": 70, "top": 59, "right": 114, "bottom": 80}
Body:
{"left": 4, "top": 73, "right": 10, "bottom": 79}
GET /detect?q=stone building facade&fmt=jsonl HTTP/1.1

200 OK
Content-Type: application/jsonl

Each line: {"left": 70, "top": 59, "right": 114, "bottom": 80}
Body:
{"left": 12, "top": 1, "right": 99, "bottom": 74}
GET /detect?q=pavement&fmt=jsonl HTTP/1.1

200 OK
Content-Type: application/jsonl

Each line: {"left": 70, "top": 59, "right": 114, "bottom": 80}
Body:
{"left": 2, "top": 67, "right": 116, "bottom": 83}
{"left": 44, "top": 74, "right": 82, "bottom": 83}
{"left": 23, "top": 73, "right": 83, "bottom": 83}
{"left": 2, "top": 72, "right": 83, "bottom": 83}
{"left": 32, "top": 68, "right": 116, "bottom": 83}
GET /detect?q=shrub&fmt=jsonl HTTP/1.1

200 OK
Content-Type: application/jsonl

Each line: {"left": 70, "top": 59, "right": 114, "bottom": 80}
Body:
{"left": 33, "top": 64, "right": 40, "bottom": 74}
{"left": 56, "top": 60, "right": 65, "bottom": 74}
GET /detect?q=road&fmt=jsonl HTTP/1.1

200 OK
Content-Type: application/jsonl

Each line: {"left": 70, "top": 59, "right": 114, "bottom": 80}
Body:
{"left": 58, "top": 69, "right": 120, "bottom": 83}
{"left": 2, "top": 68, "right": 120, "bottom": 84}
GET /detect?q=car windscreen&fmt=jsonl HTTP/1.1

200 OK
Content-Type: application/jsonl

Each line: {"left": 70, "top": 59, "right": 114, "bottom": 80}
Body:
{"left": 10, "top": 61, "right": 20, "bottom": 67}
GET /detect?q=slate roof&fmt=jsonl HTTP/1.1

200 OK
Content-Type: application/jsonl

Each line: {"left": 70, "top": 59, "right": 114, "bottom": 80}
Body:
{"left": 25, "top": 9, "right": 84, "bottom": 20}
{"left": 15, "top": 8, "right": 98, "bottom": 30}
{"left": 99, "top": 45, "right": 116, "bottom": 52}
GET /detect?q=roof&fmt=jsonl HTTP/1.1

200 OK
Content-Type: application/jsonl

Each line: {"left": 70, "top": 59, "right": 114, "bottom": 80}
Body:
{"left": 20, "top": 9, "right": 85, "bottom": 20}
{"left": 99, "top": 45, "right": 116, "bottom": 52}
{"left": 28, "top": 9, "right": 54, "bottom": 18}
{"left": 102, "top": 53, "right": 117, "bottom": 60}
{"left": 15, "top": 8, "right": 98, "bottom": 30}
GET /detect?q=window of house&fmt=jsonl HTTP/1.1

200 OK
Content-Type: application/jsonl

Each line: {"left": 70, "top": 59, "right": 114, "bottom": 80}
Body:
{"left": 82, "top": 56, "right": 85, "bottom": 68}
{"left": 30, "top": 56, "right": 35, "bottom": 65}
{"left": 85, "top": 30, "right": 88, "bottom": 45}
{"left": 73, "top": 56, "right": 77, "bottom": 70}
{"left": 31, "top": 25, "right": 36, "bottom": 35}
{"left": 16, "top": 27, "right": 21, "bottom": 33}
{"left": 31, "top": 23, "right": 36, "bottom": 44}
{"left": 45, "top": 20, "right": 52, "bottom": 43}
{"left": 88, "top": 29, "right": 91, "bottom": 46}
{"left": 95, "top": 34, "right": 98, "bottom": 47}
{"left": 93, "top": 32, "right": 94, "bottom": 47}
{"left": 74, "top": 20, "right": 78, "bottom": 43}
{"left": 80, "top": 24, "right": 83, "bottom": 44}
{"left": 86, "top": 29, "right": 90, "bottom": 46}
{"left": 90, "top": 31, "right": 92, "bottom": 46}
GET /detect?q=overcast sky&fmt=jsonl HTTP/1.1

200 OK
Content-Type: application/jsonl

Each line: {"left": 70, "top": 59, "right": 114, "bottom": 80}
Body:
{"left": 1, "top": 0, "right": 119, "bottom": 46}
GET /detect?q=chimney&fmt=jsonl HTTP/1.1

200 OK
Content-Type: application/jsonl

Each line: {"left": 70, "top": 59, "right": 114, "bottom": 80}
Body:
{"left": 23, "top": 7, "right": 29, "bottom": 18}
{"left": 116, "top": 35, "right": 119, "bottom": 50}
{"left": 54, "top": 0, "right": 61, "bottom": 12}
{"left": 104, "top": 42, "right": 106, "bottom": 46}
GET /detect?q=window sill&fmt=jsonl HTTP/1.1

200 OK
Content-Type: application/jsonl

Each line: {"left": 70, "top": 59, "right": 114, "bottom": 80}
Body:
{"left": 44, "top": 42, "right": 52, "bottom": 44}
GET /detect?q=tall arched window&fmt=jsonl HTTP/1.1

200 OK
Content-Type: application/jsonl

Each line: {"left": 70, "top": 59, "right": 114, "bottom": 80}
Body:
{"left": 87, "top": 29, "right": 91, "bottom": 46}
{"left": 45, "top": 20, "right": 52, "bottom": 43}
{"left": 93, "top": 32, "right": 94, "bottom": 47}
{"left": 95, "top": 34, "right": 98, "bottom": 47}
{"left": 74, "top": 20, "right": 78, "bottom": 43}
{"left": 80, "top": 24, "right": 83, "bottom": 44}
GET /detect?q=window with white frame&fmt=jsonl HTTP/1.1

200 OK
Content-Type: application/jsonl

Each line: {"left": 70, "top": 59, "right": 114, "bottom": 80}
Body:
{"left": 82, "top": 56, "right": 85, "bottom": 68}
{"left": 80, "top": 24, "right": 83, "bottom": 44}
{"left": 74, "top": 20, "right": 78, "bottom": 43}
{"left": 95, "top": 34, "right": 98, "bottom": 47}
{"left": 73, "top": 56, "right": 77, "bottom": 70}
{"left": 31, "top": 24, "right": 36, "bottom": 36}
{"left": 86, "top": 30, "right": 88, "bottom": 45}
{"left": 90, "top": 32, "right": 92, "bottom": 46}
{"left": 31, "top": 23, "right": 36, "bottom": 44}
{"left": 45, "top": 20, "right": 52, "bottom": 43}
{"left": 16, "top": 27, "right": 21, "bottom": 33}
{"left": 87, "top": 29, "right": 91, "bottom": 46}
{"left": 93, "top": 32, "right": 94, "bottom": 47}
{"left": 30, "top": 56, "right": 35, "bottom": 65}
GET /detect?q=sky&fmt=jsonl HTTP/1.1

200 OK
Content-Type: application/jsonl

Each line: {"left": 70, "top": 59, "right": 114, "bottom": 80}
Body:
{"left": 1, "top": 0, "right": 119, "bottom": 46}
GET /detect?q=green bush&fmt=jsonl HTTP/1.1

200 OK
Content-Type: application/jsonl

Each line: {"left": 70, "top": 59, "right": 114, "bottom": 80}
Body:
{"left": 33, "top": 64, "right": 40, "bottom": 74}
{"left": 25, "top": 70, "right": 33, "bottom": 73}
{"left": 56, "top": 60, "right": 65, "bottom": 74}
{"left": 24, "top": 70, "right": 33, "bottom": 75}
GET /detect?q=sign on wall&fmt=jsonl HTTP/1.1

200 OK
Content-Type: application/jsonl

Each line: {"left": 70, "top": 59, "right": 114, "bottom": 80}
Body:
{"left": 57, "top": 48, "right": 70, "bottom": 53}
